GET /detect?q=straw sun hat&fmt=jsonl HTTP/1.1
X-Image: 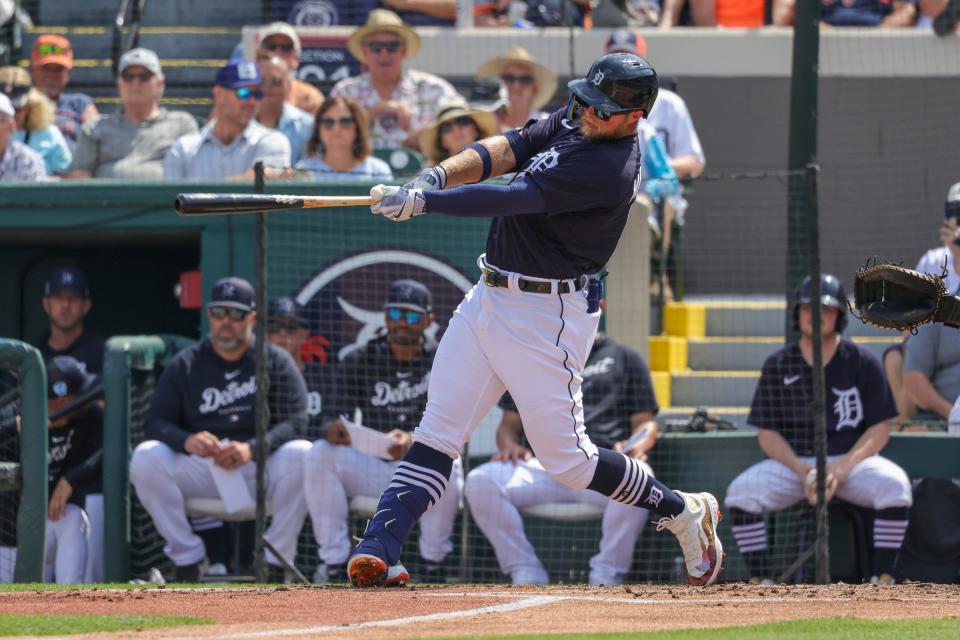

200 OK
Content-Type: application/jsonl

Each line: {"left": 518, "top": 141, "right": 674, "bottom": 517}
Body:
{"left": 347, "top": 9, "right": 422, "bottom": 62}
{"left": 418, "top": 101, "right": 498, "bottom": 163}
{"left": 476, "top": 46, "right": 558, "bottom": 111}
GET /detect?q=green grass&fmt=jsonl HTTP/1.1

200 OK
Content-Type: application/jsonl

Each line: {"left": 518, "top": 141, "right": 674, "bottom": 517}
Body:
{"left": 418, "top": 617, "right": 960, "bottom": 640}
{"left": 0, "top": 613, "right": 213, "bottom": 636}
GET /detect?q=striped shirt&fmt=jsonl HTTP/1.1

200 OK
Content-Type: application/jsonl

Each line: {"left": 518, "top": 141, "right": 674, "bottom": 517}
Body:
{"left": 0, "top": 141, "right": 46, "bottom": 182}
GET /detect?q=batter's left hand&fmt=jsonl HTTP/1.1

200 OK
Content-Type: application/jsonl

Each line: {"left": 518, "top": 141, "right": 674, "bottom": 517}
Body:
{"left": 387, "top": 429, "right": 413, "bottom": 460}
{"left": 214, "top": 441, "right": 253, "bottom": 470}
{"left": 48, "top": 478, "right": 73, "bottom": 522}
{"left": 370, "top": 185, "right": 426, "bottom": 222}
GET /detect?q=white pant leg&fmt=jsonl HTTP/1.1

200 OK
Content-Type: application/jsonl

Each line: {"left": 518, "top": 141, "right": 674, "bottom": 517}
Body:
{"left": 414, "top": 284, "right": 508, "bottom": 458}
{"left": 258, "top": 439, "right": 310, "bottom": 566}
{"left": 130, "top": 440, "right": 220, "bottom": 566}
{"left": 832, "top": 455, "right": 913, "bottom": 510}
{"left": 590, "top": 460, "right": 654, "bottom": 584}
{"left": 45, "top": 504, "right": 89, "bottom": 583}
{"left": 0, "top": 546, "right": 15, "bottom": 583}
{"left": 83, "top": 493, "right": 104, "bottom": 582}
{"left": 480, "top": 285, "right": 601, "bottom": 489}
{"left": 418, "top": 457, "right": 462, "bottom": 564}
{"left": 724, "top": 458, "right": 806, "bottom": 514}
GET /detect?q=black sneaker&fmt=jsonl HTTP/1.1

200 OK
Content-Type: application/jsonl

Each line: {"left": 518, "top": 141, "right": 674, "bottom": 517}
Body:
{"left": 418, "top": 561, "right": 448, "bottom": 584}
{"left": 313, "top": 563, "right": 346, "bottom": 583}
{"left": 173, "top": 562, "right": 201, "bottom": 583}
{"left": 266, "top": 563, "right": 287, "bottom": 583}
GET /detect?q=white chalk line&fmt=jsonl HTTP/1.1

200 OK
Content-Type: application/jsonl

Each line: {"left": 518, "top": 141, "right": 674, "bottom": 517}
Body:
{"left": 423, "top": 591, "right": 956, "bottom": 606}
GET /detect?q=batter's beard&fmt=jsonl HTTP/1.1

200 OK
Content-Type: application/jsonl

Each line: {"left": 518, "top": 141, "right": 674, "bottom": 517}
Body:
{"left": 581, "top": 129, "right": 620, "bottom": 142}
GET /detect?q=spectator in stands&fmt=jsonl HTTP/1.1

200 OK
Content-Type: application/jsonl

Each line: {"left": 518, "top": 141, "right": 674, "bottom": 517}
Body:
{"left": 466, "top": 329, "right": 660, "bottom": 585}
{"left": 0, "top": 93, "right": 45, "bottom": 182}
{"left": 331, "top": 10, "right": 462, "bottom": 150}
{"left": 256, "top": 22, "right": 324, "bottom": 116}
{"left": 0, "top": 66, "right": 71, "bottom": 176}
{"left": 278, "top": 0, "right": 456, "bottom": 26}
{"left": 476, "top": 46, "right": 556, "bottom": 132}
{"left": 776, "top": 0, "right": 917, "bottom": 26}
{"left": 304, "top": 279, "right": 459, "bottom": 583}
{"left": 417, "top": 99, "right": 496, "bottom": 166}
{"left": 659, "top": 0, "right": 770, "bottom": 27}
{"left": 522, "top": 0, "right": 595, "bottom": 26}
{"left": 295, "top": 96, "right": 392, "bottom": 181}
{"left": 922, "top": 0, "right": 960, "bottom": 33}
{"left": 66, "top": 48, "right": 197, "bottom": 180}
{"left": 164, "top": 61, "right": 292, "bottom": 181}
{"left": 130, "top": 277, "right": 311, "bottom": 582}
{"left": 725, "top": 274, "right": 912, "bottom": 586}
{"left": 38, "top": 266, "right": 105, "bottom": 375}
{"left": 256, "top": 56, "right": 313, "bottom": 165}
{"left": 28, "top": 34, "right": 99, "bottom": 151}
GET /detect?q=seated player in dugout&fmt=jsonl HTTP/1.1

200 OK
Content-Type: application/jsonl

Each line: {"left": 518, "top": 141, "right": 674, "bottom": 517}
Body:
{"left": 465, "top": 323, "right": 660, "bottom": 585}
{"left": 724, "top": 274, "right": 913, "bottom": 585}
{"left": 130, "top": 277, "right": 311, "bottom": 582}
{"left": 38, "top": 266, "right": 105, "bottom": 375}
{"left": 303, "top": 279, "right": 461, "bottom": 584}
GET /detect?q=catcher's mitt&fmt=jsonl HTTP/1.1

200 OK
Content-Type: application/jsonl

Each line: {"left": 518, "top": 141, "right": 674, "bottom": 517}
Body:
{"left": 852, "top": 262, "right": 960, "bottom": 331}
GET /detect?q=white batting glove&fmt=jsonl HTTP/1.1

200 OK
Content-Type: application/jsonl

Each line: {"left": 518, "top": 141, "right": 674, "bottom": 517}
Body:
{"left": 402, "top": 166, "right": 447, "bottom": 192}
{"left": 370, "top": 185, "right": 426, "bottom": 222}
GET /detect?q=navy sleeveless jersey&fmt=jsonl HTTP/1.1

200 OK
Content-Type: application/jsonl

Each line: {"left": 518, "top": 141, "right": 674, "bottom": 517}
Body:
{"left": 748, "top": 339, "right": 897, "bottom": 456}
{"left": 486, "top": 108, "right": 642, "bottom": 279}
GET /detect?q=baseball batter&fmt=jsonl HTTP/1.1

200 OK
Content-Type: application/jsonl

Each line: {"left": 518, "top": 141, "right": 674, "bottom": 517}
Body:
{"left": 466, "top": 331, "right": 659, "bottom": 584}
{"left": 347, "top": 52, "right": 723, "bottom": 588}
{"left": 725, "top": 274, "right": 913, "bottom": 584}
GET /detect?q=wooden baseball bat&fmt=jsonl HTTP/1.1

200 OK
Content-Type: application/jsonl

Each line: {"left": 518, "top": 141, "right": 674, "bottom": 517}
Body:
{"left": 175, "top": 193, "right": 377, "bottom": 216}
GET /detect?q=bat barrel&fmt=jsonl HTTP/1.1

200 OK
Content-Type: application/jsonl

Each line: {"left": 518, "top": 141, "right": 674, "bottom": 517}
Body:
{"left": 175, "top": 193, "right": 304, "bottom": 215}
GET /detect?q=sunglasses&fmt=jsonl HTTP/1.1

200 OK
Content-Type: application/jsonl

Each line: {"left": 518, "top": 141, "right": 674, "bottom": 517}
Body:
{"left": 209, "top": 306, "right": 249, "bottom": 321}
{"left": 234, "top": 87, "right": 264, "bottom": 101}
{"left": 35, "top": 43, "right": 71, "bottom": 57}
{"left": 501, "top": 73, "right": 535, "bottom": 87}
{"left": 120, "top": 70, "right": 153, "bottom": 83}
{"left": 438, "top": 115, "right": 475, "bottom": 136}
{"left": 364, "top": 40, "right": 403, "bottom": 54}
{"left": 565, "top": 95, "right": 633, "bottom": 122}
{"left": 268, "top": 320, "right": 305, "bottom": 332}
{"left": 386, "top": 307, "right": 424, "bottom": 324}
{"left": 262, "top": 41, "right": 295, "bottom": 53}
{"left": 320, "top": 116, "right": 356, "bottom": 129}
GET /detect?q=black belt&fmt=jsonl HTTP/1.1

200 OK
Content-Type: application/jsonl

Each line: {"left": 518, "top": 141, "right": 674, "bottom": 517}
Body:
{"left": 482, "top": 267, "right": 586, "bottom": 294}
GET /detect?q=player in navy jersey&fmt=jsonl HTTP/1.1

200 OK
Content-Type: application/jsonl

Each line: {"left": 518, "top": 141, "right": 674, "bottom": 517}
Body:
{"left": 130, "top": 277, "right": 310, "bottom": 582}
{"left": 347, "top": 53, "right": 723, "bottom": 588}
{"left": 37, "top": 267, "right": 105, "bottom": 375}
{"left": 304, "top": 280, "right": 460, "bottom": 584}
{"left": 725, "top": 274, "right": 913, "bottom": 585}
{"left": 466, "top": 331, "right": 660, "bottom": 584}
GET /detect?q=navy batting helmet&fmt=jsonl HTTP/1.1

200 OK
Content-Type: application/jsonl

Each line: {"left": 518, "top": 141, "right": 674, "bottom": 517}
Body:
{"left": 566, "top": 53, "right": 658, "bottom": 121}
{"left": 792, "top": 273, "right": 848, "bottom": 334}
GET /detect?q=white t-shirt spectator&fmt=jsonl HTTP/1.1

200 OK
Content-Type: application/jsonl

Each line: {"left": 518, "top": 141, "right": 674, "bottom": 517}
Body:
{"left": 646, "top": 89, "right": 705, "bottom": 166}
{"left": 163, "top": 120, "right": 291, "bottom": 180}
{"left": 916, "top": 247, "right": 960, "bottom": 295}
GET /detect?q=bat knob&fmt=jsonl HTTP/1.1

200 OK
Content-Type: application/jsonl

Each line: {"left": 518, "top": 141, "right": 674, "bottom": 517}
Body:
{"left": 370, "top": 185, "right": 385, "bottom": 205}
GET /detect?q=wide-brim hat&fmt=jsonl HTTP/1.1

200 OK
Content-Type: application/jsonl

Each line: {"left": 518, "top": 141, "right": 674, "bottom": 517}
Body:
{"left": 476, "top": 46, "right": 558, "bottom": 111}
{"left": 418, "top": 101, "right": 497, "bottom": 163}
{"left": 347, "top": 9, "right": 421, "bottom": 62}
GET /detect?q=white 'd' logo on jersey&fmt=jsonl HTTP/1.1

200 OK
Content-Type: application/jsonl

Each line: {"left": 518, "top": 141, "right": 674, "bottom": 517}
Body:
{"left": 525, "top": 147, "right": 560, "bottom": 174}
{"left": 592, "top": 71, "right": 604, "bottom": 86}
{"left": 832, "top": 386, "right": 863, "bottom": 431}
{"left": 199, "top": 377, "right": 256, "bottom": 413}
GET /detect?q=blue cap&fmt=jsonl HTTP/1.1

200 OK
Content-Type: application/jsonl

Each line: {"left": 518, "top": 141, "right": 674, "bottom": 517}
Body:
{"left": 209, "top": 276, "right": 255, "bottom": 311}
{"left": 384, "top": 279, "right": 431, "bottom": 313}
{"left": 47, "top": 355, "right": 98, "bottom": 399}
{"left": 43, "top": 266, "right": 90, "bottom": 298}
{"left": 268, "top": 296, "right": 306, "bottom": 325}
{"left": 214, "top": 60, "right": 261, "bottom": 89}
{"left": 605, "top": 30, "right": 647, "bottom": 56}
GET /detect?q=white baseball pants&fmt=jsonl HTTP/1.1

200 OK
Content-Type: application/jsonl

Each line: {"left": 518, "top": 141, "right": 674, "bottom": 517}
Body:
{"left": 0, "top": 546, "right": 14, "bottom": 583}
{"left": 725, "top": 455, "right": 913, "bottom": 514}
{"left": 43, "top": 503, "right": 89, "bottom": 583}
{"left": 304, "top": 441, "right": 462, "bottom": 565}
{"left": 84, "top": 493, "right": 103, "bottom": 582}
{"left": 414, "top": 271, "right": 602, "bottom": 490}
{"left": 465, "top": 458, "right": 651, "bottom": 584}
{"left": 130, "top": 439, "right": 311, "bottom": 566}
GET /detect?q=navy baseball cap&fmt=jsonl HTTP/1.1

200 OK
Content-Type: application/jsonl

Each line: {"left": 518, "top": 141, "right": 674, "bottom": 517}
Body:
{"left": 384, "top": 279, "right": 432, "bottom": 313}
{"left": 605, "top": 30, "right": 647, "bottom": 57}
{"left": 209, "top": 276, "right": 255, "bottom": 311}
{"left": 43, "top": 266, "right": 90, "bottom": 298}
{"left": 214, "top": 60, "right": 261, "bottom": 89}
{"left": 267, "top": 296, "right": 306, "bottom": 326}
{"left": 47, "top": 355, "right": 98, "bottom": 399}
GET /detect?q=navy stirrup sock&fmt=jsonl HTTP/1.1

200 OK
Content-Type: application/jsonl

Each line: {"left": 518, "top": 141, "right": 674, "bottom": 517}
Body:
{"left": 358, "top": 442, "right": 453, "bottom": 565}
{"left": 586, "top": 448, "right": 685, "bottom": 518}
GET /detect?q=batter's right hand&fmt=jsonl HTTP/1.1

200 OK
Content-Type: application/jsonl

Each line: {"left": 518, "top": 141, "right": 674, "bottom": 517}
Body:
{"left": 325, "top": 420, "right": 351, "bottom": 446}
{"left": 402, "top": 166, "right": 447, "bottom": 192}
{"left": 185, "top": 431, "right": 221, "bottom": 457}
{"left": 492, "top": 443, "right": 532, "bottom": 464}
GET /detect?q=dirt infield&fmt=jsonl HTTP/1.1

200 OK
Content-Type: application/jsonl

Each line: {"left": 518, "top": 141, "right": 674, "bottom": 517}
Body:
{"left": 0, "top": 583, "right": 958, "bottom": 639}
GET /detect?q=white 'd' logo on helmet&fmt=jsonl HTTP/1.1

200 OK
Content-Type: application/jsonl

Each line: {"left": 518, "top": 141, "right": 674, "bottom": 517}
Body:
{"left": 592, "top": 71, "right": 605, "bottom": 86}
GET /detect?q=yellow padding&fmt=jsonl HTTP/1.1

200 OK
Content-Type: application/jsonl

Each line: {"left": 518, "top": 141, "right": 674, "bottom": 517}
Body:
{"left": 663, "top": 302, "right": 706, "bottom": 338}
{"left": 649, "top": 336, "right": 687, "bottom": 373}
{"left": 650, "top": 371, "right": 671, "bottom": 408}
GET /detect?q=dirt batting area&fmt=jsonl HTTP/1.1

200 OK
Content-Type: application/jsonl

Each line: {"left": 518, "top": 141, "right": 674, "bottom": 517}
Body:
{"left": 0, "top": 583, "right": 957, "bottom": 640}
